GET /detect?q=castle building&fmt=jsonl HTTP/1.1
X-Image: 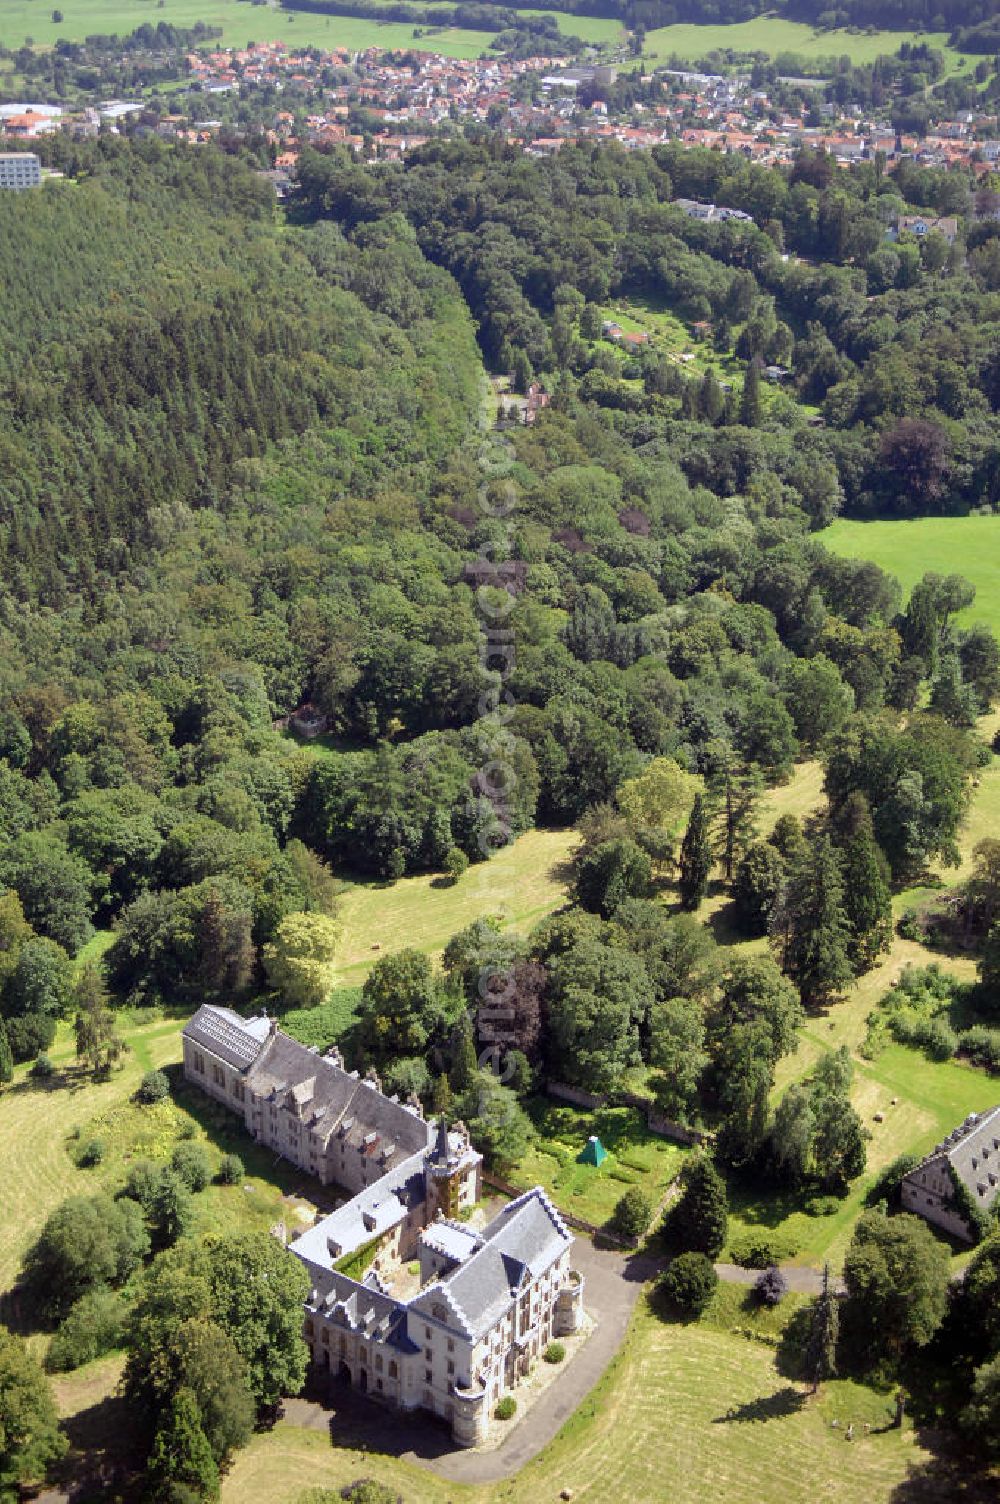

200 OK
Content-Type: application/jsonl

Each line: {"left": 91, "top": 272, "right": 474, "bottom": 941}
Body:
{"left": 182, "top": 1005, "right": 584, "bottom": 1444}
{"left": 901, "top": 1106, "right": 1000, "bottom": 1242}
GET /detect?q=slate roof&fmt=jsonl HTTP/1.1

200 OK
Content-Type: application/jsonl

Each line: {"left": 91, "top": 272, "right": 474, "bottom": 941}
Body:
{"left": 303, "top": 1264, "right": 420, "bottom": 1354}
{"left": 923, "top": 1105, "right": 1000, "bottom": 1213}
{"left": 183, "top": 1004, "right": 271, "bottom": 1071}
{"left": 246, "top": 1030, "right": 434, "bottom": 1165}
{"left": 421, "top": 1220, "right": 482, "bottom": 1264}
{"left": 290, "top": 1152, "right": 427, "bottom": 1266}
{"left": 422, "top": 1188, "right": 571, "bottom": 1339}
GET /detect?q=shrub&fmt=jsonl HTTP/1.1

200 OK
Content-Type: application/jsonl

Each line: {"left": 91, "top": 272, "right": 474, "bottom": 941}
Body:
{"left": 896, "top": 909, "right": 924, "bottom": 942}
{"left": 136, "top": 1069, "right": 170, "bottom": 1105}
{"left": 804, "top": 1195, "right": 841, "bottom": 1218}
{"left": 338, "top": 1481, "right": 403, "bottom": 1503}
{"left": 217, "top": 1153, "right": 245, "bottom": 1185}
{"left": 177, "top": 1118, "right": 197, "bottom": 1140}
{"left": 45, "top": 1287, "right": 128, "bottom": 1372}
{"left": 610, "top": 1187, "right": 651, "bottom": 1241}
{"left": 5, "top": 1011, "right": 57, "bottom": 1062}
{"left": 754, "top": 1266, "right": 788, "bottom": 1307}
{"left": 171, "top": 1141, "right": 211, "bottom": 1192}
{"left": 543, "top": 1341, "right": 566, "bottom": 1364}
{"left": 728, "top": 1234, "right": 798, "bottom": 1269}
{"left": 444, "top": 848, "right": 469, "bottom": 884}
{"left": 76, "top": 1138, "right": 104, "bottom": 1168}
{"left": 959, "top": 1026, "right": 1000, "bottom": 1073}
{"left": 866, "top": 1152, "right": 921, "bottom": 1209}
{"left": 121, "top": 1159, "right": 163, "bottom": 1214}
{"left": 495, "top": 1395, "right": 517, "bottom": 1420}
{"left": 660, "top": 1252, "right": 718, "bottom": 1316}
{"left": 30, "top": 1053, "right": 55, "bottom": 1079}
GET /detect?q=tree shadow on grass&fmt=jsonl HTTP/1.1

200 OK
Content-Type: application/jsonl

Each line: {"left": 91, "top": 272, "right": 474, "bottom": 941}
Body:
{"left": 775, "top": 1304, "right": 811, "bottom": 1382}
{"left": 8, "top": 1064, "right": 103, "bottom": 1099}
{"left": 50, "top": 1391, "right": 145, "bottom": 1502}
{"left": 165, "top": 1068, "right": 342, "bottom": 1212}
{"left": 706, "top": 896, "right": 750, "bottom": 948}
{"left": 713, "top": 1386, "right": 807, "bottom": 1425}
{"left": 887, "top": 1448, "right": 1000, "bottom": 1503}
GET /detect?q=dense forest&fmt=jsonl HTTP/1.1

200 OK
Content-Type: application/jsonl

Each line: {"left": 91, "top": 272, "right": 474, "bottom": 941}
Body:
{"left": 0, "top": 132, "right": 996, "bottom": 1054}
{"left": 297, "top": 139, "right": 1000, "bottom": 519}
{"left": 2, "top": 123, "right": 1000, "bottom": 1498}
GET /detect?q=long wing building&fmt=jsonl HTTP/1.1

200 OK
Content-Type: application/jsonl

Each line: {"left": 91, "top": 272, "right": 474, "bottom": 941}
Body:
{"left": 182, "top": 1004, "right": 584, "bottom": 1444}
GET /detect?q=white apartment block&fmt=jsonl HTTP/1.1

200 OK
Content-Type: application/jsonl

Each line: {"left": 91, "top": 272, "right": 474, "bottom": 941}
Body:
{"left": 0, "top": 154, "right": 41, "bottom": 190}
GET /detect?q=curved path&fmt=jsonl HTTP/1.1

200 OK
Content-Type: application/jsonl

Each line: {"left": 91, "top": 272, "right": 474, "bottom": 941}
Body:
{"left": 285, "top": 1237, "right": 658, "bottom": 1485}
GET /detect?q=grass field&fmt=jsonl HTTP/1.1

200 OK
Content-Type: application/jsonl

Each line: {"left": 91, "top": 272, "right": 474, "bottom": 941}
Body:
{"left": 681, "top": 752, "right": 1000, "bottom": 1273}
{"left": 0, "top": 0, "right": 487, "bottom": 55}
{"left": 0, "top": 1012, "right": 323, "bottom": 1300}
{"left": 508, "top": 1099, "right": 687, "bottom": 1227}
{"left": 822, "top": 515, "right": 1000, "bottom": 640}
{"left": 334, "top": 826, "right": 577, "bottom": 982}
{"left": 635, "top": 18, "right": 971, "bottom": 74}
{"left": 220, "top": 1293, "right": 940, "bottom": 1504}
{"left": 0, "top": 0, "right": 617, "bottom": 52}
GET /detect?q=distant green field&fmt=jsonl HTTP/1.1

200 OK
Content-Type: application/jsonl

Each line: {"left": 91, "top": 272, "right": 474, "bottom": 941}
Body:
{"left": 636, "top": 18, "right": 971, "bottom": 74}
{"left": 822, "top": 515, "right": 1000, "bottom": 638}
{"left": 0, "top": 0, "right": 616, "bottom": 52}
{"left": 0, "top": 0, "right": 483, "bottom": 54}
{"left": 415, "top": 3, "right": 622, "bottom": 42}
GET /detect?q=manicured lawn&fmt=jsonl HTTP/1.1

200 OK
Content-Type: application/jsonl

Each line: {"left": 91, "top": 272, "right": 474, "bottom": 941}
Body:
{"left": 822, "top": 515, "right": 1000, "bottom": 641}
{"left": 508, "top": 1099, "right": 687, "bottom": 1227}
{"left": 73, "top": 927, "right": 116, "bottom": 974}
{"left": 635, "top": 19, "right": 970, "bottom": 74}
{"left": 221, "top": 1295, "right": 940, "bottom": 1504}
{"left": 334, "top": 826, "right": 577, "bottom": 981}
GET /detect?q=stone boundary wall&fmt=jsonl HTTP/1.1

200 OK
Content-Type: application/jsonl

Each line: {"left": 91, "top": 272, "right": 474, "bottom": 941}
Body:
{"left": 545, "top": 1079, "right": 706, "bottom": 1147}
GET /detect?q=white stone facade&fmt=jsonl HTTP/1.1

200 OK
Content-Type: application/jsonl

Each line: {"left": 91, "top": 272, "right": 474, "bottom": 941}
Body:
{"left": 901, "top": 1106, "right": 1000, "bottom": 1242}
{"left": 182, "top": 1006, "right": 584, "bottom": 1445}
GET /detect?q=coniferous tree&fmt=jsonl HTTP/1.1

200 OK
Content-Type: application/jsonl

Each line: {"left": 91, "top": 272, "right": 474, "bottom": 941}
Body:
{"left": 148, "top": 1386, "right": 219, "bottom": 1500}
{"left": 678, "top": 793, "right": 713, "bottom": 910}
{"left": 698, "top": 369, "right": 724, "bottom": 424}
{"left": 712, "top": 761, "right": 761, "bottom": 883}
{"left": 450, "top": 1011, "right": 478, "bottom": 1094}
{"left": 510, "top": 347, "right": 532, "bottom": 395}
{"left": 0, "top": 1018, "right": 12, "bottom": 1085}
{"left": 432, "top": 1073, "right": 453, "bottom": 1116}
{"left": 783, "top": 836, "right": 854, "bottom": 1008}
{"left": 841, "top": 826, "right": 892, "bottom": 972}
{"left": 805, "top": 1264, "right": 839, "bottom": 1393}
{"left": 73, "top": 962, "right": 124, "bottom": 1076}
{"left": 739, "top": 357, "right": 762, "bottom": 427}
{"left": 663, "top": 1153, "right": 728, "bottom": 1258}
